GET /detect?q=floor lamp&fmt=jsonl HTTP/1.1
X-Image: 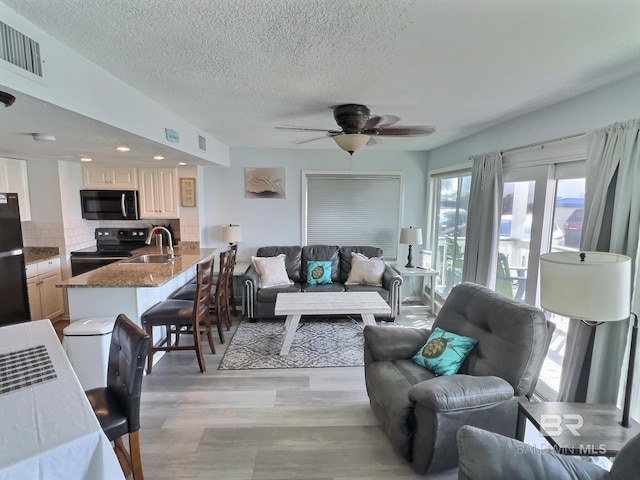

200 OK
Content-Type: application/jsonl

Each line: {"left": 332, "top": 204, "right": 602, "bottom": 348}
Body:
{"left": 540, "top": 251, "right": 637, "bottom": 428}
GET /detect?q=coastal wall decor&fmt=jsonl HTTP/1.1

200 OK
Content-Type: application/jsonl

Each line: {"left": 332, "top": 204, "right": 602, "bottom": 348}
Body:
{"left": 245, "top": 167, "right": 286, "bottom": 199}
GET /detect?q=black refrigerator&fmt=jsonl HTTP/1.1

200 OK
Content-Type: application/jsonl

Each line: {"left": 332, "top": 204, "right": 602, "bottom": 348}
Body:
{"left": 0, "top": 193, "right": 30, "bottom": 326}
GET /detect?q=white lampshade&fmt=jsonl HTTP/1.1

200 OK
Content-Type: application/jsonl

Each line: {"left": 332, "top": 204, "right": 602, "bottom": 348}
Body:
{"left": 220, "top": 224, "right": 242, "bottom": 244}
{"left": 399, "top": 227, "right": 423, "bottom": 245}
{"left": 332, "top": 133, "right": 370, "bottom": 154}
{"left": 539, "top": 251, "right": 631, "bottom": 322}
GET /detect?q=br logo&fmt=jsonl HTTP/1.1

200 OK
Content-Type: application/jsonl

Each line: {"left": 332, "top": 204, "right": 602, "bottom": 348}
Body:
{"left": 540, "top": 414, "right": 583, "bottom": 437}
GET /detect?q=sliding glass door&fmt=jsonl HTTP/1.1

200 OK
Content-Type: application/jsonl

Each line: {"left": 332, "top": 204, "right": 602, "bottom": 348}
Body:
{"left": 498, "top": 162, "right": 585, "bottom": 400}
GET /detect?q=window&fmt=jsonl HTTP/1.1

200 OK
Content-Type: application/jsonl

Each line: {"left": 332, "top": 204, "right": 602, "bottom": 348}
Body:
{"left": 427, "top": 168, "right": 472, "bottom": 300}
{"left": 302, "top": 171, "right": 403, "bottom": 259}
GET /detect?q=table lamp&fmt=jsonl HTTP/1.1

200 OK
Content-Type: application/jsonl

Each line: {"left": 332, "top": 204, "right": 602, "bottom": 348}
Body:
{"left": 399, "top": 227, "right": 423, "bottom": 268}
{"left": 220, "top": 224, "right": 242, "bottom": 245}
{"left": 540, "top": 251, "right": 637, "bottom": 428}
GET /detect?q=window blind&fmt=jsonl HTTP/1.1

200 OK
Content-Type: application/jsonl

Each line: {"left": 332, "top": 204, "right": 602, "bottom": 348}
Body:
{"left": 305, "top": 173, "right": 402, "bottom": 260}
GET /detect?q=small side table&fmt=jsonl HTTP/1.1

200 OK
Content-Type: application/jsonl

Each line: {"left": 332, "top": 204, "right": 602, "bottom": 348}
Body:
{"left": 517, "top": 400, "right": 640, "bottom": 457}
{"left": 390, "top": 263, "right": 439, "bottom": 314}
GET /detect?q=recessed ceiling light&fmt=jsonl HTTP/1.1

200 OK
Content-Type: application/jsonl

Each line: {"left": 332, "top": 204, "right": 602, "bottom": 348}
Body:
{"left": 178, "top": 162, "right": 187, "bottom": 166}
{"left": 116, "top": 145, "right": 130, "bottom": 152}
{"left": 80, "top": 157, "right": 93, "bottom": 162}
{"left": 153, "top": 155, "right": 165, "bottom": 160}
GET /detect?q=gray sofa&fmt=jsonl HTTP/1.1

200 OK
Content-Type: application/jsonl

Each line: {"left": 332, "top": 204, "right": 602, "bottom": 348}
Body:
{"left": 243, "top": 245, "right": 402, "bottom": 320}
{"left": 363, "top": 282, "right": 554, "bottom": 474}
{"left": 457, "top": 425, "right": 638, "bottom": 479}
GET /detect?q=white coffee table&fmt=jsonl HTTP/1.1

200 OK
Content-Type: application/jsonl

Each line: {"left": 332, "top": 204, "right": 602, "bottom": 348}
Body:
{"left": 274, "top": 291, "right": 391, "bottom": 355}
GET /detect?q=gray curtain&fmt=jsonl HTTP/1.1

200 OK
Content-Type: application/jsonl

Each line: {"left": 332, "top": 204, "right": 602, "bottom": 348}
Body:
{"left": 559, "top": 119, "right": 640, "bottom": 409}
{"left": 462, "top": 151, "right": 503, "bottom": 289}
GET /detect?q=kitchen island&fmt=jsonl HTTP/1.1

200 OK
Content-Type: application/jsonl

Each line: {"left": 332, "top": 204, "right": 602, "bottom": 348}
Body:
{"left": 57, "top": 246, "right": 216, "bottom": 326}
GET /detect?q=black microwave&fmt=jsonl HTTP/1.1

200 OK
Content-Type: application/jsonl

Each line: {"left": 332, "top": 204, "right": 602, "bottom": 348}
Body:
{"left": 80, "top": 190, "right": 140, "bottom": 220}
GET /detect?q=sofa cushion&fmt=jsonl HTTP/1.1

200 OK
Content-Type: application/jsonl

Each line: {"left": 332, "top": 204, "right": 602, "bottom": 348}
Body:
{"left": 411, "top": 327, "right": 478, "bottom": 376}
{"left": 302, "top": 282, "right": 346, "bottom": 293}
{"left": 251, "top": 254, "right": 294, "bottom": 288}
{"left": 344, "top": 284, "right": 389, "bottom": 301}
{"left": 339, "top": 246, "right": 383, "bottom": 283}
{"left": 306, "top": 260, "right": 333, "bottom": 285}
{"left": 302, "top": 245, "right": 340, "bottom": 283}
{"left": 256, "top": 283, "right": 302, "bottom": 302}
{"left": 256, "top": 246, "right": 303, "bottom": 283}
{"left": 346, "top": 252, "right": 385, "bottom": 286}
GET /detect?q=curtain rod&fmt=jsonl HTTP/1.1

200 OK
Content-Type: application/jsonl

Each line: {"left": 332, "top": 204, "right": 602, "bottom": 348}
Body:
{"left": 500, "top": 131, "right": 585, "bottom": 154}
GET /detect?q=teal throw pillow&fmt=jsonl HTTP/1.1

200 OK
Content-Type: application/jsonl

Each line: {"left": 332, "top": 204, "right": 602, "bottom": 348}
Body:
{"left": 412, "top": 327, "right": 478, "bottom": 376}
{"left": 306, "top": 260, "right": 332, "bottom": 285}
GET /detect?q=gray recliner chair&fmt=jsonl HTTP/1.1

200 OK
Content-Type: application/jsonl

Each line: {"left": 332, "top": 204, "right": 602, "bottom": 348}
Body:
{"left": 363, "top": 282, "right": 554, "bottom": 474}
{"left": 457, "top": 425, "right": 639, "bottom": 479}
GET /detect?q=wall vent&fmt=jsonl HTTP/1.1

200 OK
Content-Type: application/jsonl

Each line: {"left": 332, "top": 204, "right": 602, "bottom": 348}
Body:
{"left": 198, "top": 135, "right": 207, "bottom": 151}
{"left": 0, "top": 21, "right": 42, "bottom": 77}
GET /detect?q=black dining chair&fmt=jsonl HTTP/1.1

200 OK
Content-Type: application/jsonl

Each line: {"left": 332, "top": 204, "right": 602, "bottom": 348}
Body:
{"left": 85, "top": 313, "right": 150, "bottom": 480}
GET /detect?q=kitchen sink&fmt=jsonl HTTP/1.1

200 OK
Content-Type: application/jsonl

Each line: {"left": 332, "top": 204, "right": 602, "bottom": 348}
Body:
{"left": 123, "top": 254, "right": 180, "bottom": 264}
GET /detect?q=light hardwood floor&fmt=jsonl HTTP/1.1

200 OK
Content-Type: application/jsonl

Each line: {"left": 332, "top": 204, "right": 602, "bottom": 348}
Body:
{"left": 136, "top": 306, "right": 459, "bottom": 479}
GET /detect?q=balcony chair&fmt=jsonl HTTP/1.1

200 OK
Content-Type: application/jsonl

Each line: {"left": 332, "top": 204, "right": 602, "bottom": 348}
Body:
{"left": 363, "top": 282, "right": 554, "bottom": 474}
{"left": 141, "top": 255, "right": 216, "bottom": 374}
{"left": 496, "top": 252, "right": 527, "bottom": 300}
{"left": 85, "top": 314, "right": 150, "bottom": 480}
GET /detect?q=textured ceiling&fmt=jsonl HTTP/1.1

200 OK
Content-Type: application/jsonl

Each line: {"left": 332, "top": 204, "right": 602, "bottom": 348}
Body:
{"left": 2, "top": 0, "right": 640, "bottom": 163}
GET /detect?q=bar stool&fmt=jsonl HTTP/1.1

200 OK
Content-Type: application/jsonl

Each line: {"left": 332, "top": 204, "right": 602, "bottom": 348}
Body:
{"left": 141, "top": 255, "right": 215, "bottom": 374}
{"left": 171, "top": 249, "right": 233, "bottom": 335}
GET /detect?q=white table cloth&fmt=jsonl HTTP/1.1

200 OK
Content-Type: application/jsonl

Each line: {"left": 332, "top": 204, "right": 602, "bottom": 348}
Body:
{"left": 0, "top": 319, "right": 125, "bottom": 480}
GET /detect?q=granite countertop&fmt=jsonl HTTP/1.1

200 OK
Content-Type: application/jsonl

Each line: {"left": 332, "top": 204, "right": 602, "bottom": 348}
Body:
{"left": 24, "top": 247, "right": 60, "bottom": 265}
{"left": 57, "top": 247, "right": 216, "bottom": 288}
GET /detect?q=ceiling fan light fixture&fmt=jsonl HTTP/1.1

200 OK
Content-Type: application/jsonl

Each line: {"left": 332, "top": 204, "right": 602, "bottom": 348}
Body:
{"left": 333, "top": 133, "right": 370, "bottom": 155}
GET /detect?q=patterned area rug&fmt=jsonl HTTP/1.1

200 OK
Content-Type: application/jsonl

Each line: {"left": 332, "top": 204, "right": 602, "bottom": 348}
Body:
{"left": 219, "top": 317, "right": 365, "bottom": 369}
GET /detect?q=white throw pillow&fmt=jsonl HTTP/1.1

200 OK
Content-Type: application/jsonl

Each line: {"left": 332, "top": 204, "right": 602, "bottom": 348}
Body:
{"left": 345, "top": 252, "right": 385, "bottom": 286}
{"left": 251, "top": 254, "right": 294, "bottom": 288}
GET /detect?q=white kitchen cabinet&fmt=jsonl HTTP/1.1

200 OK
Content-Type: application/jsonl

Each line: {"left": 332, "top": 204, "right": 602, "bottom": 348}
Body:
{"left": 26, "top": 257, "right": 64, "bottom": 320}
{"left": 0, "top": 157, "right": 31, "bottom": 221}
{"left": 83, "top": 165, "right": 137, "bottom": 189}
{"left": 138, "top": 167, "right": 179, "bottom": 218}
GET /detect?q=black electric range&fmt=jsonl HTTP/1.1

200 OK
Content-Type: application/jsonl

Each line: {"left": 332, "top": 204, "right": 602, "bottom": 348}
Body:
{"left": 70, "top": 227, "right": 149, "bottom": 276}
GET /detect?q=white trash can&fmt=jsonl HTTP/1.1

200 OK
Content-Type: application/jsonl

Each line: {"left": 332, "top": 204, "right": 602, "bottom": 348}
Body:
{"left": 63, "top": 317, "right": 115, "bottom": 391}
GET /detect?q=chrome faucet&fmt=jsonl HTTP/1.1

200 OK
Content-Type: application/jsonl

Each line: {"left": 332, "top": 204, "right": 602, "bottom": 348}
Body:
{"left": 146, "top": 226, "right": 174, "bottom": 259}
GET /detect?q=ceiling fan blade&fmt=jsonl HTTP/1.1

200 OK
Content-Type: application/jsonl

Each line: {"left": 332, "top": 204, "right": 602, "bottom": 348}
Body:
{"left": 293, "top": 135, "right": 329, "bottom": 145}
{"left": 375, "top": 125, "right": 436, "bottom": 136}
{"left": 275, "top": 126, "right": 331, "bottom": 133}
{"left": 365, "top": 114, "right": 400, "bottom": 130}
{"left": 366, "top": 136, "right": 380, "bottom": 146}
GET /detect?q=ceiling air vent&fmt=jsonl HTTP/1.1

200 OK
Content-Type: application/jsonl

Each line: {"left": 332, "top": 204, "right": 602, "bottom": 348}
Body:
{"left": 198, "top": 135, "right": 206, "bottom": 151}
{"left": 0, "top": 21, "right": 43, "bottom": 77}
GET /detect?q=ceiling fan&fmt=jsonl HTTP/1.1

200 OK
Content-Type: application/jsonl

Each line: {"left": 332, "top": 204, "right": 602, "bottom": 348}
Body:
{"left": 276, "top": 104, "right": 436, "bottom": 155}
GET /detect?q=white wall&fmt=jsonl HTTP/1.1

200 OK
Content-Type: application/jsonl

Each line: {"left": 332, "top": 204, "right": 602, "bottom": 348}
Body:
{"left": 202, "top": 148, "right": 429, "bottom": 262}
{"left": 428, "top": 72, "right": 640, "bottom": 169}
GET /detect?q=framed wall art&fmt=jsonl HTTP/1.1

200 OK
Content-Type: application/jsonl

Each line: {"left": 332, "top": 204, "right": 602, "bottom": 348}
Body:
{"left": 245, "top": 167, "right": 286, "bottom": 199}
{"left": 180, "top": 177, "right": 196, "bottom": 207}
